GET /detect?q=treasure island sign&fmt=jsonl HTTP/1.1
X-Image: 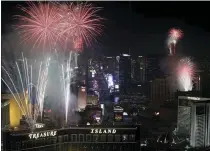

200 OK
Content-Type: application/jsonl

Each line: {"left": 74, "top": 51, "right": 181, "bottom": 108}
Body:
{"left": 28, "top": 128, "right": 117, "bottom": 139}
{"left": 90, "top": 129, "right": 116, "bottom": 134}
{"left": 29, "top": 130, "right": 57, "bottom": 139}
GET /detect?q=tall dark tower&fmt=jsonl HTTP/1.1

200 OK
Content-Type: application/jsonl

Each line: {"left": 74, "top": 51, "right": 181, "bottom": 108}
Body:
{"left": 119, "top": 54, "right": 132, "bottom": 94}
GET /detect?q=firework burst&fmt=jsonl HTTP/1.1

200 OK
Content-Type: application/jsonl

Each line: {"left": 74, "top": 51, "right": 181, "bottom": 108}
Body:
{"left": 177, "top": 57, "right": 194, "bottom": 91}
{"left": 167, "top": 28, "right": 183, "bottom": 55}
{"left": 16, "top": 2, "right": 103, "bottom": 51}
{"left": 168, "top": 28, "right": 183, "bottom": 41}
{"left": 57, "top": 2, "right": 103, "bottom": 51}
{"left": 15, "top": 2, "right": 63, "bottom": 50}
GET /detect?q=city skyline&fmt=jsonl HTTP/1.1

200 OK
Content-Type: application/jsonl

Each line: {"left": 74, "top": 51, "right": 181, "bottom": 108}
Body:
{"left": 1, "top": 1, "right": 210, "bottom": 151}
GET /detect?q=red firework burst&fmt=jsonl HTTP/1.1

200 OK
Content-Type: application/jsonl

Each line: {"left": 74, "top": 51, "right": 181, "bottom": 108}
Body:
{"left": 15, "top": 2, "right": 103, "bottom": 51}
{"left": 168, "top": 28, "right": 183, "bottom": 40}
{"left": 58, "top": 2, "right": 103, "bottom": 49}
{"left": 15, "top": 2, "right": 63, "bottom": 49}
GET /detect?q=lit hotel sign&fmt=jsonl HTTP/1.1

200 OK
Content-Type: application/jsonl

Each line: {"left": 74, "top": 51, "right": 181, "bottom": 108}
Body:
{"left": 90, "top": 129, "right": 116, "bottom": 134}
{"left": 35, "top": 123, "right": 45, "bottom": 129}
{"left": 29, "top": 130, "right": 57, "bottom": 139}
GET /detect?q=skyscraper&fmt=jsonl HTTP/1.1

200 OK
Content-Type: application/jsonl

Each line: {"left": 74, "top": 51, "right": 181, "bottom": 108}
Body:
{"left": 103, "top": 56, "right": 120, "bottom": 93}
{"left": 119, "top": 54, "right": 132, "bottom": 94}
{"left": 146, "top": 54, "right": 164, "bottom": 82}
{"left": 150, "top": 78, "right": 168, "bottom": 106}
{"left": 145, "top": 54, "right": 165, "bottom": 98}
{"left": 131, "top": 56, "right": 146, "bottom": 84}
{"left": 86, "top": 57, "right": 112, "bottom": 102}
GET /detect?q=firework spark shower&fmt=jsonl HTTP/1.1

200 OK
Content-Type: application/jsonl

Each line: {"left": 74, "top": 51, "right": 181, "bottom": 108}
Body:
{"left": 1, "top": 54, "right": 50, "bottom": 131}
{"left": 167, "top": 28, "right": 183, "bottom": 55}
{"left": 61, "top": 52, "right": 78, "bottom": 124}
{"left": 15, "top": 2, "right": 103, "bottom": 51}
{"left": 177, "top": 57, "right": 194, "bottom": 92}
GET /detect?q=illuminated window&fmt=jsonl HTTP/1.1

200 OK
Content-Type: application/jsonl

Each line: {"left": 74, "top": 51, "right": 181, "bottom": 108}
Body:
{"left": 71, "top": 134, "right": 77, "bottom": 142}
{"left": 46, "top": 138, "right": 51, "bottom": 145}
{"left": 22, "top": 141, "right": 27, "bottom": 149}
{"left": 35, "top": 139, "right": 41, "bottom": 147}
{"left": 33, "top": 140, "right": 37, "bottom": 147}
{"left": 93, "top": 134, "right": 99, "bottom": 142}
{"left": 27, "top": 140, "right": 32, "bottom": 148}
{"left": 108, "top": 134, "right": 113, "bottom": 142}
{"left": 100, "top": 134, "right": 106, "bottom": 142}
{"left": 40, "top": 138, "right": 44, "bottom": 146}
{"left": 51, "top": 137, "right": 57, "bottom": 144}
{"left": 86, "top": 134, "right": 91, "bottom": 142}
{"left": 64, "top": 135, "right": 68, "bottom": 142}
{"left": 58, "top": 136, "right": 63, "bottom": 142}
{"left": 39, "top": 138, "right": 44, "bottom": 146}
{"left": 41, "top": 138, "right": 46, "bottom": 146}
{"left": 122, "top": 135, "right": 128, "bottom": 142}
{"left": 16, "top": 142, "right": 21, "bottom": 150}
{"left": 129, "top": 135, "right": 135, "bottom": 141}
{"left": 115, "top": 135, "right": 121, "bottom": 142}
{"left": 79, "top": 134, "right": 84, "bottom": 142}
{"left": 11, "top": 142, "right": 16, "bottom": 150}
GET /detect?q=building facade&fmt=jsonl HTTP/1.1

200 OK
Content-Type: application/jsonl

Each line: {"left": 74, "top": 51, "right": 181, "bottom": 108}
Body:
{"left": 177, "top": 96, "right": 210, "bottom": 147}
{"left": 131, "top": 56, "right": 146, "bottom": 84}
{"left": 146, "top": 55, "right": 164, "bottom": 82}
{"left": 1, "top": 93, "right": 28, "bottom": 129}
{"left": 3, "top": 126, "right": 140, "bottom": 151}
{"left": 150, "top": 78, "right": 169, "bottom": 107}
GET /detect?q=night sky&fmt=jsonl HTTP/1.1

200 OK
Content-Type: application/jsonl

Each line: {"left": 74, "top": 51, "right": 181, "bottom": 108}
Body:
{"left": 2, "top": 1, "right": 210, "bottom": 56}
